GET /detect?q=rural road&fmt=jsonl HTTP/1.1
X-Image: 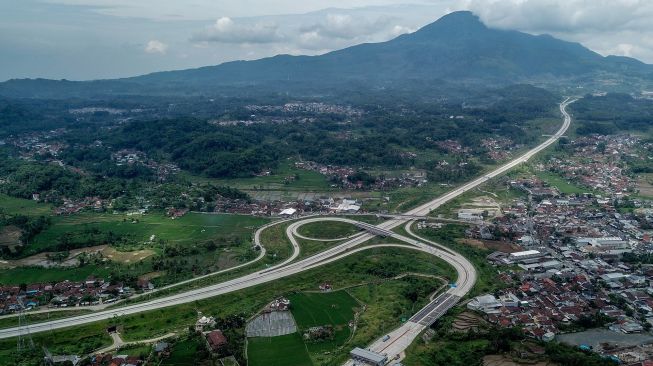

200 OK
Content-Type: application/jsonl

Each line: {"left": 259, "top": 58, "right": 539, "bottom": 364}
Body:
{"left": 0, "top": 99, "right": 575, "bottom": 364}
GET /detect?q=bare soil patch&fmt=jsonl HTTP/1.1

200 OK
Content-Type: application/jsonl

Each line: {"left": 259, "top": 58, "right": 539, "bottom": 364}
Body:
{"left": 0, "top": 245, "right": 107, "bottom": 269}
{"left": 101, "top": 246, "right": 154, "bottom": 264}
{"left": 483, "top": 355, "right": 557, "bottom": 366}
{"left": 0, "top": 225, "right": 22, "bottom": 251}
{"left": 637, "top": 174, "right": 653, "bottom": 198}
{"left": 138, "top": 271, "right": 165, "bottom": 281}
{"left": 451, "top": 311, "right": 487, "bottom": 333}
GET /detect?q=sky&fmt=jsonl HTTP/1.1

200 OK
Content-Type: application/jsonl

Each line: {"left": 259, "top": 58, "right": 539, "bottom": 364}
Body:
{"left": 1, "top": 0, "right": 653, "bottom": 81}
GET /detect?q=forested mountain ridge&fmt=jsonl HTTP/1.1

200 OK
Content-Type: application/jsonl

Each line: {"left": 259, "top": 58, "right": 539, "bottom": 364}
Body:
{"left": 1, "top": 11, "right": 651, "bottom": 98}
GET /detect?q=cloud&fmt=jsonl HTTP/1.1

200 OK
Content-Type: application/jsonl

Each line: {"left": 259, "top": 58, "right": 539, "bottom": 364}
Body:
{"left": 464, "top": 0, "right": 653, "bottom": 33}
{"left": 460, "top": 0, "right": 653, "bottom": 63}
{"left": 192, "top": 17, "right": 285, "bottom": 44}
{"left": 144, "top": 40, "right": 168, "bottom": 54}
{"left": 299, "top": 13, "right": 396, "bottom": 40}
{"left": 390, "top": 24, "right": 416, "bottom": 37}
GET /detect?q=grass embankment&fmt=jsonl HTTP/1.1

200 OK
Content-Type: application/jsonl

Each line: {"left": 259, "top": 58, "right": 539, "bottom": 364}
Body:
{"left": 0, "top": 309, "right": 92, "bottom": 329}
{"left": 412, "top": 223, "right": 505, "bottom": 297}
{"left": 296, "top": 221, "right": 361, "bottom": 240}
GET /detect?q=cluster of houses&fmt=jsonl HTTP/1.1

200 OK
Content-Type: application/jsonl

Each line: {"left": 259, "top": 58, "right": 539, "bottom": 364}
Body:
{"left": 3, "top": 128, "right": 67, "bottom": 159}
{"left": 112, "top": 149, "right": 180, "bottom": 182}
{"left": 475, "top": 187, "right": 652, "bottom": 257}
{"left": 88, "top": 354, "right": 144, "bottom": 366}
{"left": 245, "top": 102, "right": 363, "bottom": 117}
{"left": 294, "top": 160, "right": 428, "bottom": 191}
{"left": 276, "top": 197, "right": 363, "bottom": 217}
{"left": 436, "top": 139, "right": 470, "bottom": 155}
{"left": 53, "top": 196, "right": 107, "bottom": 215}
{"left": 0, "top": 276, "right": 154, "bottom": 314}
{"left": 469, "top": 261, "right": 653, "bottom": 342}
{"left": 460, "top": 135, "right": 653, "bottom": 361}
{"left": 545, "top": 134, "right": 642, "bottom": 196}
{"left": 481, "top": 137, "right": 519, "bottom": 161}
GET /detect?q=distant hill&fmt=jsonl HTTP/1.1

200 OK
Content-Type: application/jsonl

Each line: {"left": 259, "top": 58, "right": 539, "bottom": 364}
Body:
{"left": 1, "top": 11, "right": 651, "bottom": 98}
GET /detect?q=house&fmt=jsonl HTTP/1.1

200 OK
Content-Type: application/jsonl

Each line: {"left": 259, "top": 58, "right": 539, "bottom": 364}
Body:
{"left": 153, "top": 341, "right": 170, "bottom": 356}
{"left": 136, "top": 279, "right": 154, "bottom": 291}
{"left": 195, "top": 315, "right": 216, "bottom": 332}
{"left": 205, "top": 330, "right": 228, "bottom": 352}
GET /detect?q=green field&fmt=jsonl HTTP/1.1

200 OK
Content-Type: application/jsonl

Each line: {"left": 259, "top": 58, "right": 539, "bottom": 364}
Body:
{"left": 296, "top": 221, "right": 360, "bottom": 240}
{"left": 535, "top": 171, "right": 588, "bottom": 194}
{"left": 23, "top": 211, "right": 268, "bottom": 256}
{"left": 0, "top": 194, "right": 52, "bottom": 216}
{"left": 188, "top": 160, "right": 333, "bottom": 192}
{"left": 160, "top": 337, "right": 204, "bottom": 366}
{"left": 0, "top": 265, "right": 113, "bottom": 285}
{"left": 247, "top": 333, "right": 312, "bottom": 366}
{"left": 289, "top": 290, "right": 359, "bottom": 354}
{"left": 289, "top": 291, "right": 358, "bottom": 328}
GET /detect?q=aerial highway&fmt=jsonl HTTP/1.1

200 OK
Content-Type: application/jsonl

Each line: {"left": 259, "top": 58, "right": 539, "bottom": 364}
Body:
{"left": 0, "top": 98, "right": 576, "bottom": 363}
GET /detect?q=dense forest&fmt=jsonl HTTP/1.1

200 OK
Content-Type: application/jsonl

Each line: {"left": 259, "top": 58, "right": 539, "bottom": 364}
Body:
{"left": 0, "top": 85, "right": 562, "bottom": 206}
{"left": 79, "top": 85, "right": 559, "bottom": 178}
{"left": 572, "top": 93, "right": 653, "bottom": 135}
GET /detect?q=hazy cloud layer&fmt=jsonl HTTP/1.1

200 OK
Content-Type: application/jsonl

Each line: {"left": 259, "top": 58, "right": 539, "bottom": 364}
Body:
{"left": 466, "top": 0, "right": 653, "bottom": 63}
{"left": 2, "top": 1, "right": 653, "bottom": 80}
{"left": 144, "top": 40, "right": 168, "bottom": 54}
{"left": 192, "top": 17, "right": 286, "bottom": 44}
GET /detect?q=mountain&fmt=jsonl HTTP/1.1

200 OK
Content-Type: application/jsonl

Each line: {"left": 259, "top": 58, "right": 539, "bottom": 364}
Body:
{"left": 1, "top": 11, "right": 651, "bottom": 98}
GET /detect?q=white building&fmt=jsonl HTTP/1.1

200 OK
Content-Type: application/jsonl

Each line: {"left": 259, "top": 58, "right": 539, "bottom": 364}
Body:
{"left": 467, "top": 294, "right": 502, "bottom": 314}
{"left": 457, "top": 209, "right": 484, "bottom": 221}
{"left": 333, "top": 199, "right": 360, "bottom": 213}
{"left": 279, "top": 208, "right": 297, "bottom": 217}
{"left": 508, "top": 250, "right": 543, "bottom": 263}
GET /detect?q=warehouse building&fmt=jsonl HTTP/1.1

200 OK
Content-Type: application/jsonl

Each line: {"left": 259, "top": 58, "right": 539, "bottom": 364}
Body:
{"left": 508, "top": 250, "right": 543, "bottom": 263}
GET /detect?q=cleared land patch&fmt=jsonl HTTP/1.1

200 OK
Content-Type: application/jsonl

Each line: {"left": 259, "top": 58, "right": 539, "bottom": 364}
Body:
{"left": 0, "top": 225, "right": 21, "bottom": 251}
{"left": 101, "top": 246, "right": 155, "bottom": 264}
{"left": 637, "top": 173, "right": 653, "bottom": 198}
{"left": 246, "top": 311, "right": 297, "bottom": 337}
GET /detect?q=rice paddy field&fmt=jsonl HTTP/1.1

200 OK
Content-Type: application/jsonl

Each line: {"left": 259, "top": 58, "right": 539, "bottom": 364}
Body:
{"left": 247, "top": 333, "right": 312, "bottom": 366}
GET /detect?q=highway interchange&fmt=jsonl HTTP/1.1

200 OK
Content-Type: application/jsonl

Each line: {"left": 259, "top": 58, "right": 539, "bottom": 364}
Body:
{"left": 0, "top": 98, "right": 576, "bottom": 364}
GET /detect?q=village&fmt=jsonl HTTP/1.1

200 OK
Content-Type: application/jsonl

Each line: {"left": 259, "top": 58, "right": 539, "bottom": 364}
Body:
{"left": 0, "top": 276, "right": 154, "bottom": 315}
{"left": 460, "top": 135, "right": 653, "bottom": 364}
